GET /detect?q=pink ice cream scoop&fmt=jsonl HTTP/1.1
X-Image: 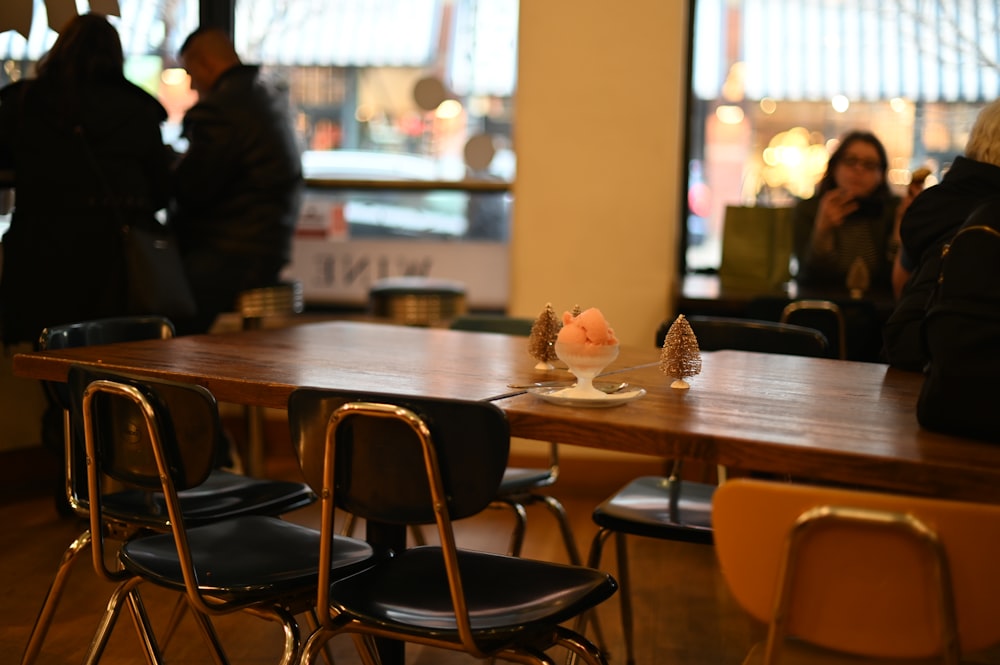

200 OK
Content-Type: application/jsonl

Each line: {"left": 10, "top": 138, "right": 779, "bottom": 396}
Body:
{"left": 557, "top": 307, "right": 619, "bottom": 346}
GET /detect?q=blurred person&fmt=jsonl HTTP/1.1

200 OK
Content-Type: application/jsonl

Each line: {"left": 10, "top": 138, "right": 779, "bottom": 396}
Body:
{"left": 170, "top": 27, "right": 303, "bottom": 335}
{"left": 884, "top": 100, "right": 1000, "bottom": 371}
{"left": 793, "top": 131, "right": 901, "bottom": 294}
{"left": 0, "top": 12, "right": 171, "bottom": 346}
{"left": 0, "top": 12, "right": 172, "bottom": 515}
{"left": 890, "top": 166, "right": 932, "bottom": 299}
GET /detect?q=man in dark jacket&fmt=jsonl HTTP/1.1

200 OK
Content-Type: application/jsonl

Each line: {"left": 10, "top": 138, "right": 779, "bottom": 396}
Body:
{"left": 171, "top": 27, "right": 303, "bottom": 334}
{"left": 883, "top": 99, "right": 1000, "bottom": 371}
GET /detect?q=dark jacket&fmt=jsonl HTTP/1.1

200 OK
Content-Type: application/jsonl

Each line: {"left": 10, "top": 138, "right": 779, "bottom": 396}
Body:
{"left": 883, "top": 156, "right": 1000, "bottom": 371}
{"left": 170, "top": 65, "right": 303, "bottom": 262}
{"left": 0, "top": 78, "right": 170, "bottom": 345}
{"left": 792, "top": 191, "right": 899, "bottom": 294}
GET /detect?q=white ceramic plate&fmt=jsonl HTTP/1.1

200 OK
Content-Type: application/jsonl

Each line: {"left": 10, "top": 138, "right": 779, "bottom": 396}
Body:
{"left": 527, "top": 384, "right": 646, "bottom": 408}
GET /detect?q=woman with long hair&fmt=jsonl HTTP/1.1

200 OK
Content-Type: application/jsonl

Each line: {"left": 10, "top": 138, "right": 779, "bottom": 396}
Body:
{"left": 792, "top": 131, "right": 901, "bottom": 293}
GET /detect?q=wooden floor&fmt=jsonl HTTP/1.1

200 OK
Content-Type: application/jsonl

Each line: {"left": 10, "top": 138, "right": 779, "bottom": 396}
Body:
{"left": 0, "top": 453, "right": 765, "bottom": 665}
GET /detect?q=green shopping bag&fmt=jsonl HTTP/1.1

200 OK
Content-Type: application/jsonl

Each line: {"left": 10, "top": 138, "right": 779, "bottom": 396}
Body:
{"left": 718, "top": 205, "right": 794, "bottom": 289}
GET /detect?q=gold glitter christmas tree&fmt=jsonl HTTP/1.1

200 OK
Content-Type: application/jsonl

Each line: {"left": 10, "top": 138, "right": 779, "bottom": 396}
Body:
{"left": 660, "top": 314, "right": 702, "bottom": 389}
{"left": 528, "top": 302, "right": 561, "bottom": 369}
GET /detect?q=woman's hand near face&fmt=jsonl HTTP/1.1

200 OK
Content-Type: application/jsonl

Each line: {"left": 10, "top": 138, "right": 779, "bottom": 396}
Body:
{"left": 816, "top": 187, "right": 859, "bottom": 233}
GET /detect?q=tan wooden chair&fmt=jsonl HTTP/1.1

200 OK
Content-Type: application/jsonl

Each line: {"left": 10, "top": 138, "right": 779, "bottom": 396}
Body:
{"left": 714, "top": 478, "right": 1000, "bottom": 664}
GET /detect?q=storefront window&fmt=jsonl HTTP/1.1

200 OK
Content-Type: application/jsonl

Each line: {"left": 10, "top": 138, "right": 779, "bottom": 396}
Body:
{"left": 1, "top": 0, "right": 518, "bottom": 307}
{"left": 686, "top": 0, "right": 999, "bottom": 274}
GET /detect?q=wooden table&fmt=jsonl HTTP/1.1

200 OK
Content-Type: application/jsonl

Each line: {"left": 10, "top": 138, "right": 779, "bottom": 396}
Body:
{"left": 14, "top": 320, "right": 1000, "bottom": 503}
{"left": 498, "top": 351, "right": 1000, "bottom": 503}
{"left": 12, "top": 320, "right": 645, "bottom": 406}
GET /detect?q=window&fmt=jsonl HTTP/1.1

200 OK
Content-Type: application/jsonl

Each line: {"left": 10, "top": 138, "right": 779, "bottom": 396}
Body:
{"left": 685, "top": 0, "right": 1000, "bottom": 274}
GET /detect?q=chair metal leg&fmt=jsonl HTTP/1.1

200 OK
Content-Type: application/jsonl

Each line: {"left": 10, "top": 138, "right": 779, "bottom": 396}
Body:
{"left": 303, "top": 609, "right": 337, "bottom": 665}
{"left": 492, "top": 498, "right": 529, "bottom": 556}
{"left": 572, "top": 528, "right": 612, "bottom": 660}
{"left": 157, "top": 593, "right": 188, "bottom": 651}
{"left": 536, "top": 493, "right": 583, "bottom": 565}
{"left": 186, "top": 601, "right": 231, "bottom": 665}
{"left": 554, "top": 624, "right": 610, "bottom": 665}
{"left": 20, "top": 529, "right": 93, "bottom": 665}
{"left": 244, "top": 604, "right": 301, "bottom": 665}
{"left": 614, "top": 532, "right": 636, "bottom": 665}
{"left": 301, "top": 627, "right": 343, "bottom": 665}
{"left": 124, "top": 586, "right": 167, "bottom": 665}
{"left": 83, "top": 577, "right": 149, "bottom": 665}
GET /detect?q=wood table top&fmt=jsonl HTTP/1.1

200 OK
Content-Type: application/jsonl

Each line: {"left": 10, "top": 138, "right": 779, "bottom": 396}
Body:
{"left": 12, "top": 320, "right": 645, "bottom": 407}
{"left": 14, "top": 320, "right": 1000, "bottom": 502}
{"left": 498, "top": 350, "right": 1000, "bottom": 502}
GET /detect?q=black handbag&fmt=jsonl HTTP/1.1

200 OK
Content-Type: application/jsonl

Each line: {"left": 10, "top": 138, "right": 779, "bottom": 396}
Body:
{"left": 121, "top": 221, "right": 196, "bottom": 318}
{"left": 76, "top": 127, "right": 196, "bottom": 319}
{"left": 917, "top": 199, "right": 1000, "bottom": 442}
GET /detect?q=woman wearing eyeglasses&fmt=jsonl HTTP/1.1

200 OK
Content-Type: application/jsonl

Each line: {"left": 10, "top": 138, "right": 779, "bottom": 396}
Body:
{"left": 792, "top": 130, "right": 901, "bottom": 293}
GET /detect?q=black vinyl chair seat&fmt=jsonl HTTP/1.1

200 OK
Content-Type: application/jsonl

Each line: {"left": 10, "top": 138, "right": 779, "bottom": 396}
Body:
{"left": 496, "top": 466, "right": 558, "bottom": 493}
{"left": 101, "top": 469, "right": 315, "bottom": 527}
{"left": 121, "top": 515, "right": 376, "bottom": 602}
{"left": 327, "top": 545, "right": 614, "bottom": 649}
{"left": 591, "top": 476, "right": 714, "bottom": 545}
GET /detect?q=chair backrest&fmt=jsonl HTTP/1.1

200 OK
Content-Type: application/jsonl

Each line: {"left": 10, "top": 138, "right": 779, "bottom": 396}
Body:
{"left": 69, "top": 365, "right": 219, "bottom": 582}
{"left": 449, "top": 314, "right": 534, "bottom": 336}
{"left": 288, "top": 388, "right": 510, "bottom": 526}
{"left": 39, "top": 316, "right": 176, "bottom": 515}
{"left": 657, "top": 315, "right": 829, "bottom": 358}
{"left": 779, "top": 299, "right": 847, "bottom": 360}
{"left": 39, "top": 316, "right": 176, "bottom": 408}
{"left": 713, "top": 479, "right": 1000, "bottom": 661}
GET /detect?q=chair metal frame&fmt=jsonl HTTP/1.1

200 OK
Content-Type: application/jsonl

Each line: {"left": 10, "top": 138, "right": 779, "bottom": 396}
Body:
{"left": 581, "top": 315, "right": 830, "bottom": 665}
{"left": 74, "top": 369, "right": 374, "bottom": 665}
{"left": 767, "top": 505, "right": 957, "bottom": 665}
{"left": 288, "top": 391, "right": 617, "bottom": 665}
{"left": 21, "top": 317, "right": 316, "bottom": 665}
{"left": 714, "top": 479, "right": 1000, "bottom": 665}
{"left": 779, "top": 299, "right": 847, "bottom": 360}
{"left": 451, "top": 315, "right": 583, "bottom": 565}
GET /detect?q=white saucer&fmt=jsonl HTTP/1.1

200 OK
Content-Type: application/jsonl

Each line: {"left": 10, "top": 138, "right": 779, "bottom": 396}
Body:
{"left": 527, "top": 384, "right": 646, "bottom": 408}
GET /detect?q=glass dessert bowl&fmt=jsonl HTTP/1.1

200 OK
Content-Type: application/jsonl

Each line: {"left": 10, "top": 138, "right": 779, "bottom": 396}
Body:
{"left": 554, "top": 340, "right": 620, "bottom": 398}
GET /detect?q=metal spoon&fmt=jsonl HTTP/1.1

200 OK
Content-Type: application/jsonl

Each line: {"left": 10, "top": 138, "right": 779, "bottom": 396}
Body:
{"left": 507, "top": 380, "right": 629, "bottom": 393}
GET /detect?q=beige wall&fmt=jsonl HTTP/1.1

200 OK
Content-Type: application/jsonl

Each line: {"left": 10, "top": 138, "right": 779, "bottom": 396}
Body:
{"left": 509, "top": 0, "right": 687, "bottom": 347}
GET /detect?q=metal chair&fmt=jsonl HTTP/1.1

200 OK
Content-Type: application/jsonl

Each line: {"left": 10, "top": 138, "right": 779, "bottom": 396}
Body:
{"left": 656, "top": 315, "right": 831, "bottom": 358}
{"left": 69, "top": 365, "right": 377, "bottom": 665}
{"left": 287, "top": 388, "right": 618, "bottom": 665}
{"left": 579, "top": 315, "right": 831, "bottom": 665}
{"left": 779, "top": 299, "right": 847, "bottom": 360}
{"left": 21, "top": 316, "right": 316, "bottom": 665}
{"left": 450, "top": 314, "right": 582, "bottom": 564}
{"left": 714, "top": 478, "right": 1000, "bottom": 664}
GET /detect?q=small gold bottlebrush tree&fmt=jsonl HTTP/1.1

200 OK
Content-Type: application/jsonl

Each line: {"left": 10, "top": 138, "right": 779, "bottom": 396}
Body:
{"left": 660, "top": 314, "right": 702, "bottom": 389}
{"left": 527, "top": 302, "right": 561, "bottom": 369}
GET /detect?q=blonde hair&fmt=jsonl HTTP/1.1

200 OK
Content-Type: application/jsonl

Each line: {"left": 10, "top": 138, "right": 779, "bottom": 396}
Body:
{"left": 965, "top": 100, "right": 1000, "bottom": 167}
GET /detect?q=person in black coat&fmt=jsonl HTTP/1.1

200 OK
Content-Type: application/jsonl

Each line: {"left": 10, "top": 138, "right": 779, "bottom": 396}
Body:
{"left": 0, "top": 13, "right": 172, "bottom": 516}
{"left": 883, "top": 100, "right": 1000, "bottom": 371}
{"left": 0, "top": 13, "right": 172, "bottom": 347}
{"left": 170, "top": 27, "right": 303, "bottom": 335}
